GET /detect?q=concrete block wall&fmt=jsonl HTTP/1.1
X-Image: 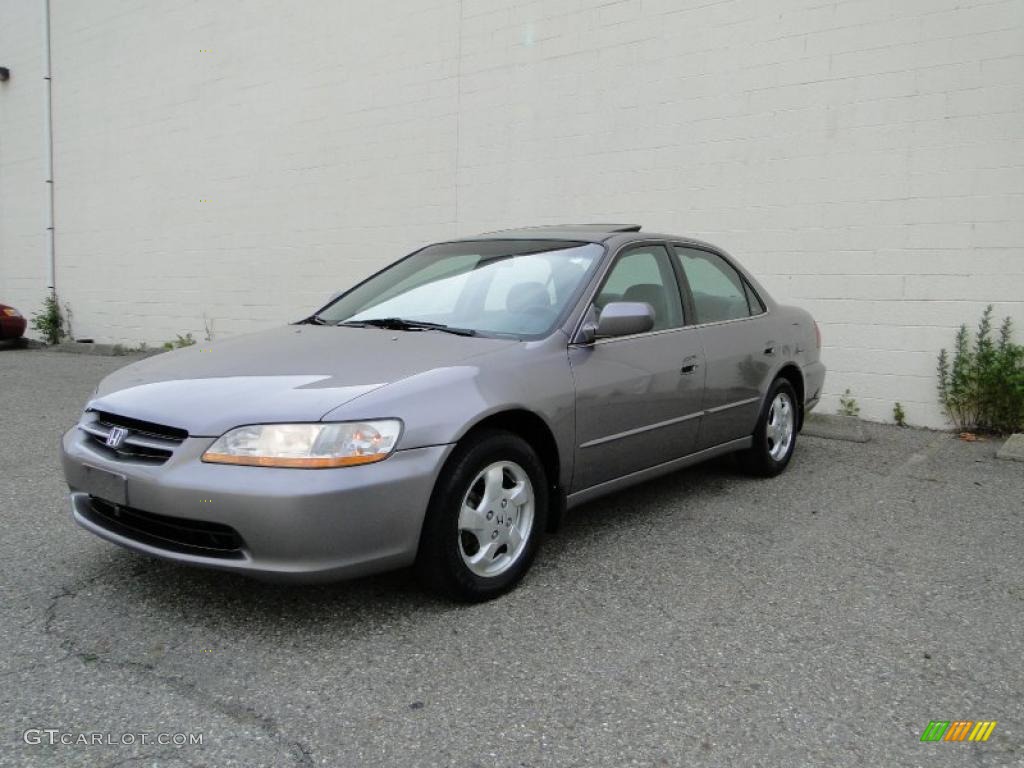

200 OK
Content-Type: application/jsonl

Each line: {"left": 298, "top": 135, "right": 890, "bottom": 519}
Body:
{"left": 1, "top": 0, "right": 1022, "bottom": 428}
{"left": 0, "top": 0, "right": 49, "bottom": 324}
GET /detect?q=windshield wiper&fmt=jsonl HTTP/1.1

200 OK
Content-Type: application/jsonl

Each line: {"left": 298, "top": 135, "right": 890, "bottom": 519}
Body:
{"left": 339, "top": 317, "right": 477, "bottom": 336}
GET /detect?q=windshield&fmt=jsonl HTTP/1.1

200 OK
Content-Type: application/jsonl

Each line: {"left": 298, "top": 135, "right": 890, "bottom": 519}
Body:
{"left": 316, "top": 240, "right": 604, "bottom": 338}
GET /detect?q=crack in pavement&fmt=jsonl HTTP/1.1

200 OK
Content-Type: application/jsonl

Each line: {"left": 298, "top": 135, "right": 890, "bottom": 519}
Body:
{"left": 37, "top": 567, "right": 316, "bottom": 767}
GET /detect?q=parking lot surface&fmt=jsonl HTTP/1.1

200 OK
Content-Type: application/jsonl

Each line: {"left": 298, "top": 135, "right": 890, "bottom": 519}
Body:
{"left": 1, "top": 348, "right": 1022, "bottom": 767}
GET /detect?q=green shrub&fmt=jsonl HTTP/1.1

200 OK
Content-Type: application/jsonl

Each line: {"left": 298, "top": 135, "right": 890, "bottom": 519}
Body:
{"left": 30, "top": 292, "right": 67, "bottom": 345}
{"left": 937, "top": 306, "right": 1024, "bottom": 434}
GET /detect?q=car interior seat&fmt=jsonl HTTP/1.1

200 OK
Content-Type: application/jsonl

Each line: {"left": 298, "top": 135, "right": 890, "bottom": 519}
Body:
{"left": 506, "top": 281, "right": 552, "bottom": 314}
{"left": 622, "top": 283, "right": 669, "bottom": 330}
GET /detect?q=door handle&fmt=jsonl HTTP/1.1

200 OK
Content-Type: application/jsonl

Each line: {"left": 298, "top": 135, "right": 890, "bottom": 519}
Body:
{"left": 680, "top": 357, "right": 700, "bottom": 375}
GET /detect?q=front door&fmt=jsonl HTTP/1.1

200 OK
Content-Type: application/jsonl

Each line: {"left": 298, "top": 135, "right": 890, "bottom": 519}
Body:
{"left": 569, "top": 244, "right": 706, "bottom": 492}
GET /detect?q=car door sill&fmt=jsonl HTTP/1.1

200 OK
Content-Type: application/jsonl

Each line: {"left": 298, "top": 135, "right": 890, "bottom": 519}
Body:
{"left": 566, "top": 436, "right": 752, "bottom": 510}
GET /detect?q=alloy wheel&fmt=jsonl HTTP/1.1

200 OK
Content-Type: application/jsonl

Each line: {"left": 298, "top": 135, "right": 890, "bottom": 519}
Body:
{"left": 457, "top": 461, "right": 535, "bottom": 578}
{"left": 766, "top": 391, "right": 795, "bottom": 461}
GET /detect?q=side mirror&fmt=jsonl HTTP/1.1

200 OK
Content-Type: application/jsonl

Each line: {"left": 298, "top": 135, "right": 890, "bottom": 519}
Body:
{"left": 574, "top": 302, "right": 656, "bottom": 343}
{"left": 597, "top": 302, "right": 655, "bottom": 338}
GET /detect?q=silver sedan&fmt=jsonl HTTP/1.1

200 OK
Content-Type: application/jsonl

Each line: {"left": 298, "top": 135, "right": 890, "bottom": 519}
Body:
{"left": 62, "top": 224, "right": 826, "bottom": 601}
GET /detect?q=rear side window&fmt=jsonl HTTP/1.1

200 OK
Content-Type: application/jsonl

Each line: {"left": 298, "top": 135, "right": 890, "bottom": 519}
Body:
{"left": 674, "top": 247, "right": 759, "bottom": 323}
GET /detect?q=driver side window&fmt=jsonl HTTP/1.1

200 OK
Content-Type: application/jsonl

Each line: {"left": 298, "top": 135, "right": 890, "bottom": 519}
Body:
{"left": 595, "top": 245, "right": 683, "bottom": 332}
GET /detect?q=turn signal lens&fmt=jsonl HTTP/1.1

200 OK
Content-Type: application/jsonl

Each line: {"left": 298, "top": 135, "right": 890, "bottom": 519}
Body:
{"left": 2, "top": 308, "right": 20, "bottom": 317}
{"left": 202, "top": 420, "right": 402, "bottom": 468}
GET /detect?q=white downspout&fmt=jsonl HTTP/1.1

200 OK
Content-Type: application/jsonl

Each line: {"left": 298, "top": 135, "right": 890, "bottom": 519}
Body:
{"left": 43, "top": 0, "right": 55, "bottom": 293}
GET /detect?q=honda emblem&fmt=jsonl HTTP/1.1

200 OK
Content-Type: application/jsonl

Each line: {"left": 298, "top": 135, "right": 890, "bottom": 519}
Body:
{"left": 105, "top": 426, "right": 128, "bottom": 449}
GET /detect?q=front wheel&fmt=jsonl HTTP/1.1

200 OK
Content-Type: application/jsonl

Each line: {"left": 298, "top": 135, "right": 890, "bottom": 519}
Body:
{"left": 737, "top": 378, "right": 799, "bottom": 477}
{"left": 416, "top": 430, "right": 548, "bottom": 602}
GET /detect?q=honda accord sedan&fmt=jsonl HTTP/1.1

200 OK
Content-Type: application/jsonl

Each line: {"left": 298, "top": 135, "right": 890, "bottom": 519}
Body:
{"left": 63, "top": 225, "right": 825, "bottom": 601}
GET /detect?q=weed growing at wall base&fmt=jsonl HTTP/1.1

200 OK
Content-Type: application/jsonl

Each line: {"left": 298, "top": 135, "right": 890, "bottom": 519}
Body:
{"left": 163, "top": 333, "right": 196, "bottom": 351}
{"left": 838, "top": 389, "right": 860, "bottom": 417}
{"left": 893, "top": 402, "right": 907, "bottom": 427}
{"left": 937, "top": 306, "right": 1024, "bottom": 434}
{"left": 30, "top": 293, "right": 67, "bottom": 345}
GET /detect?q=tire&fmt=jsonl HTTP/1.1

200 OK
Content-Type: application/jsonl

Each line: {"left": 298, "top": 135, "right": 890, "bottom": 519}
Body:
{"left": 416, "top": 430, "right": 548, "bottom": 602}
{"left": 737, "top": 378, "right": 799, "bottom": 477}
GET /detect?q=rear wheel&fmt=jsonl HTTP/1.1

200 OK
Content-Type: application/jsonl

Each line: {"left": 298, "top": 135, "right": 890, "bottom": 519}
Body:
{"left": 737, "top": 378, "right": 798, "bottom": 477}
{"left": 416, "top": 430, "right": 547, "bottom": 601}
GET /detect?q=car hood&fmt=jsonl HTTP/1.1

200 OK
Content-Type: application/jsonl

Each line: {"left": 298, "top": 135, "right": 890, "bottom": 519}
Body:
{"left": 90, "top": 325, "right": 518, "bottom": 436}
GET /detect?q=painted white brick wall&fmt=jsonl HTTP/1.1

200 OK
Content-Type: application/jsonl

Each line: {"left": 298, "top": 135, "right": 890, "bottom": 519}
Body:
{"left": 0, "top": 0, "right": 49, "bottom": 321}
{"left": 1, "top": 0, "right": 1022, "bottom": 429}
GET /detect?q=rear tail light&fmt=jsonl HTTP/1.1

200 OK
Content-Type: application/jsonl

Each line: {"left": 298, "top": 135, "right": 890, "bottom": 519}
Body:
{"left": 813, "top": 320, "right": 822, "bottom": 351}
{"left": 2, "top": 308, "right": 21, "bottom": 317}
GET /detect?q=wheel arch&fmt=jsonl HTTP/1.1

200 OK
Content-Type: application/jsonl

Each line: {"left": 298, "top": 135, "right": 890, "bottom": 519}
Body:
{"left": 774, "top": 363, "right": 806, "bottom": 430}
{"left": 453, "top": 408, "right": 566, "bottom": 532}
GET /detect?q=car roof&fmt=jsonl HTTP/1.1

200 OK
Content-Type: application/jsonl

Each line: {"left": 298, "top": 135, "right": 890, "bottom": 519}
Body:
{"left": 450, "top": 224, "right": 723, "bottom": 251}
{"left": 457, "top": 224, "right": 641, "bottom": 243}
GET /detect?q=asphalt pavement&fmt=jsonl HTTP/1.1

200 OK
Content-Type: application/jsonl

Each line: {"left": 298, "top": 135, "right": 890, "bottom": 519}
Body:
{"left": 1, "top": 348, "right": 1021, "bottom": 767}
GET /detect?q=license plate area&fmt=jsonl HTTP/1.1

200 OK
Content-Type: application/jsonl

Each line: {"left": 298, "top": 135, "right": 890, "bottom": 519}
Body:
{"left": 80, "top": 465, "right": 128, "bottom": 506}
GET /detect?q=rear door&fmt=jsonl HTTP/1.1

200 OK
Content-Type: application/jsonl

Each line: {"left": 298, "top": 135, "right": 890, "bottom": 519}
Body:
{"left": 672, "top": 245, "right": 770, "bottom": 449}
{"left": 569, "top": 244, "right": 705, "bottom": 491}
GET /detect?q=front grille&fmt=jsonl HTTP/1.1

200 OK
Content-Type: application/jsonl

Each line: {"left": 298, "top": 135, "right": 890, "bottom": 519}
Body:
{"left": 94, "top": 411, "right": 188, "bottom": 442}
{"left": 84, "top": 497, "right": 245, "bottom": 559}
{"left": 79, "top": 410, "right": 187, "bottom": 465}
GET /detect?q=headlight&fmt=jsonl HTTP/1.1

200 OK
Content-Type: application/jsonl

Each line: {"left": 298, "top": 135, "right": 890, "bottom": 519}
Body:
{"left": 201, "top": 420, "right": 402, "bottom": 468}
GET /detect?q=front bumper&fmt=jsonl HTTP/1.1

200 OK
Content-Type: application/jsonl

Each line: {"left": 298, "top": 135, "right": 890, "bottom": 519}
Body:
{"left": 62, "top": 426, "right": 453, "bottom": 582}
